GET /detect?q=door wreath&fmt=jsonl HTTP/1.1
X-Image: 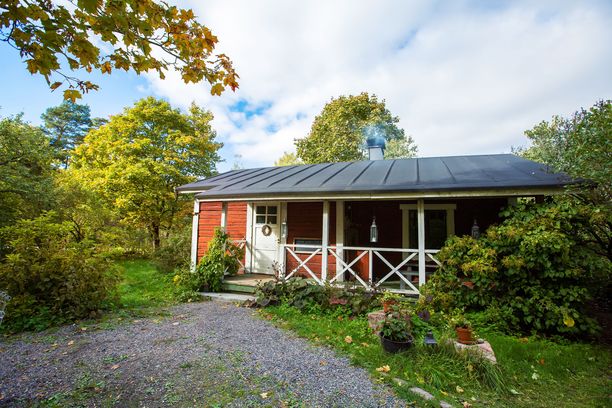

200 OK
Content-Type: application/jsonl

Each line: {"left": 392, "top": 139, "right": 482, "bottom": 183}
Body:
{"left": 261, "top": 224, "right": 272, "bottom": 236}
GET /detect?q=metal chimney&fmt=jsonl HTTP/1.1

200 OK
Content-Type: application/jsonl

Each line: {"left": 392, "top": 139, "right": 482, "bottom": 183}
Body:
{"left": 366, "top": 134, "right": 385, "bottom": 160}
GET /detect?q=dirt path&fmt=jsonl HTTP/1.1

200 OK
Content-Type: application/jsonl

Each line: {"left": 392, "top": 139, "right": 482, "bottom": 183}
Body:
{"left": 0, "top": 301, "right": 404, "bottom": 407}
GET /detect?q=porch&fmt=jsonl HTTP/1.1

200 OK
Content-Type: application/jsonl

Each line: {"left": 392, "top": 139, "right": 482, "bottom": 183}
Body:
{"left": 239, "top": 197, "right": 509, "bottom": 295}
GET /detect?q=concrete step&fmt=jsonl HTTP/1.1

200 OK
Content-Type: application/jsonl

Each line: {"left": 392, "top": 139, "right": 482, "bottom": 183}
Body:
{"left": 221, "top": 282, "right": 257, "bottom": 294}
{"left": 200, "top": 292, "right": 255, "bottom": 302}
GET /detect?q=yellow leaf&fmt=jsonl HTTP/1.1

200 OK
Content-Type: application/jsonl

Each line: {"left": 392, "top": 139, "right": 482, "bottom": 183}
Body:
{"left": 563, "top": 315, "right": 575, "bottom": 328}
{"left": 63, "top": 89, "right": 82, "bottom": 102}
{"left": 456, "top": 385, "right": 464, "bottom": 393}
{"left": 210, "top": 83, "right": 224, "bottom": 96}
{"left": 50, "top": 81, "right": 62, "bottom": 90}
{"left": 344, "top": 335, "right": 353, "bottom": 344}
{"left": 376, "top": 365, "right": 390, "bottom": 373}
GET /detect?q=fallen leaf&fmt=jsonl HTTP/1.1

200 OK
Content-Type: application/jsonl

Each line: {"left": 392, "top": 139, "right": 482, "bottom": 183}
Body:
{"left": 319, "top": 360, "right": 327, "bottom": 366}
{"left": 172, "top": 322, "right": 179, "bottom": 326}
{"left": 509, "top": 388, "right": 521, "bottom": 395}
{"left": 80, "top": 327, "right": 87, "bottom": 331}
{"left": 519, "top": 337, "right": 529, "bottom": 343}
{"left": 440, "top": 390, "right": 449, "bottom": 396}
{"left": 361, "top": 342, "right": 370, "bottom": 347}
{"left": 337, "top": 316, "right": 343, "bottom": 321}
{"left": 538, "top": 358, "right": 545, "bottom": 365}
{"left": 376, "top": 365, "right": 390, "bottom": 373}
{"left": 462, "top": 402, "right": 472, "bottom": 408}
{"left": 456, "top": 385, "right": 464, "bottom": 393}
{"left": 260, "top": 392, "right": 270, "bottom": 399}
{"left": 67, "top": 340, "right": 74, "bottom": 346}
{"left": 111, "top": 364, "right": 120, "bottom": 370}
{"left": 467, "top": 363, "right": 474, "bottom": 372}
{"left": 344, "top": 336, "right": 353, "bottom": 344}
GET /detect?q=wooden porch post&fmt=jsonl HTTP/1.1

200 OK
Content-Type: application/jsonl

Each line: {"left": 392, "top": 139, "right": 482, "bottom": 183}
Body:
{"left": 417, "top": 198, "right": 426, "bottom": 286}
{"left": 335, "top": 200, "right": 344, "bottom": 282}
{"left": 190, "top": 200, "right": 200, "bottom": 272}
{"left": 322, "top": 200, "right": 330, "bottom": 282}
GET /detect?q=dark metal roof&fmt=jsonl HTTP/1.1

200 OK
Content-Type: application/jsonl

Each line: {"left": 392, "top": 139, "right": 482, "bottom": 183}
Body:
{"left": 177, "top": 154, "right": 573, "bottom": 199}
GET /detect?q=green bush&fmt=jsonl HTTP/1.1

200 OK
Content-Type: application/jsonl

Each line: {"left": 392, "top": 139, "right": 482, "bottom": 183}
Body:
{"left": 254, "top": 278, "right": 379, "bottom": 315}
{"left": 153, "top": 228, "right": 191, "bottom": 273}
{"left": 174, "top": 228, "right": 244, "bottom": 293}
{"left": 422, "top": 201, "right": 609, "bottom": 338}
{"left": 0, "top": 213, "right": 119, "bottom": 332}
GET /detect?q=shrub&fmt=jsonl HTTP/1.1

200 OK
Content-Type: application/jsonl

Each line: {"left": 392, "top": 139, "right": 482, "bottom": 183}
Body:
{"left": 422, "top": 202, "right": 609, "bottom": 337}
{"left": 0, "top": 213, "right": 119, "bottom": 332}
{"left": 153, "top": 228, "right": 191, "bottom": 273}
{"left": 174, "top": 228, "right": 244, "bottom": 293}
{"left": 254, "top": 278, "right": 379, "bottom": 315}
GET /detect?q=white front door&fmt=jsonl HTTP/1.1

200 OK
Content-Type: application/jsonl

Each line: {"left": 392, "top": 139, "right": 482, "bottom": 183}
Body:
{"left": 252, "top": 203, "right": 280, "bottom": 274}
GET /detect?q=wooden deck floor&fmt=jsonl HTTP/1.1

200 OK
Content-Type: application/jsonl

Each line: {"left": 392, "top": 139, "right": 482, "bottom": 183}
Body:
{"left": 223, "top": 274, "right": 275, "bottom": 287}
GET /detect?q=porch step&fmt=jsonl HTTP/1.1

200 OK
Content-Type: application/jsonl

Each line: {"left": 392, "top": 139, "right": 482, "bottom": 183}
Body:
{"left": 201, "top": 292, "right": 255, "bottom": 302}
{"left": 221, "top": 282, "right": 257, "bottom": 294}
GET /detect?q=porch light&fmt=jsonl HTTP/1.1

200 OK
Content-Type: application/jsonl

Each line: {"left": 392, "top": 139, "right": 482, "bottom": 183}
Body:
{"left": 370, "top": 216, "right": 378, "bottom": 243}
{"left": 471, "top": 219, "right": 480, "bottom": 239}
{"left": 281, "top": 219, "right": 288, "bottom": 239}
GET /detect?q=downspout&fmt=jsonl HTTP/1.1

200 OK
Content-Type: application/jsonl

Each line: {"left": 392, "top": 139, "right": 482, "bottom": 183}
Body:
{"left": 190, "top": 199, "right": 200, "bottom": 272}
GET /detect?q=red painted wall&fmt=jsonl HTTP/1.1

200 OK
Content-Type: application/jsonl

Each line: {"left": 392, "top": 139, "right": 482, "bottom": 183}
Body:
{"left": 196, "top": 201, "right": 248, "bottom": 263}
{"left": 197, "top": 201, "right": 222, "bottom": 259}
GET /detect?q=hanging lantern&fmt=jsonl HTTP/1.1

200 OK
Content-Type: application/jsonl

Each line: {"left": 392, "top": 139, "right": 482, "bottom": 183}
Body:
{"left": 471, "top": 219, "right": 480, "bottom": 239}
{"left": 370, "top": 216, "right": 378, "bottom": 243}
{"left": 424, "top": 330, "right": 437, "bottom": 347}
{"left": 281, "top": 219, "right": 288, "bottom": 239}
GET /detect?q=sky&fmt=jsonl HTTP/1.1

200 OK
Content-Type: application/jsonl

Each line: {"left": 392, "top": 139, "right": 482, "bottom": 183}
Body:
{"left": 1, "top": 0, "right": 611, "bottom": 172}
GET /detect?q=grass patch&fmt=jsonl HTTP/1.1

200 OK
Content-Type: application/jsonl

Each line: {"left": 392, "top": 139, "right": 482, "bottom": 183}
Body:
{"left": 264, "top": 304, "right": 611, "bottom": 408}
{"left": 114, "top": 259, "right": 178, "bottom": 309}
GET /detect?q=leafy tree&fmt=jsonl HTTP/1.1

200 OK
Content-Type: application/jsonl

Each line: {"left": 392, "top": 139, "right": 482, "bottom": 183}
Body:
{"left": 522, "top": 99, "right": 611, "bottom": 202}
{"left": 520, "top": 100, "right": 611, "bottom": 259}
{"left": 0, "top": 114, "right": 54, "bottom": 228}
{"left": 295, "top": 92, "right": 416, "bottom": 163}
{"left": 0, "top": 0, "right": 238, "bottom": 100}
{"left": 274, "top": 151, "right": 302, "bottom": 166}
{"left": 71, "top": 97, "right": 221, "bottom": 249}
{"left": 384, "top": 136, "right": 418, "bottom": 159}
{"left": 41, "top": 101, "right": 96, "bottom": 166}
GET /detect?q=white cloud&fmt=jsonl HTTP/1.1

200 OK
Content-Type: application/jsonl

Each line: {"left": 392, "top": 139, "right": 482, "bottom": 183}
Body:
{"left": 145, "top": 0, "right": 612, "bottom": 171}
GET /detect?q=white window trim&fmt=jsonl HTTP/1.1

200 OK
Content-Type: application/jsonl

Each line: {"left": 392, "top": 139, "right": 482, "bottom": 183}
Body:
{"left": 399, "top": 204, "right": 456, "bottom": 252}
{"left": 292, "top": 237, "right": 323, "bottom": 254}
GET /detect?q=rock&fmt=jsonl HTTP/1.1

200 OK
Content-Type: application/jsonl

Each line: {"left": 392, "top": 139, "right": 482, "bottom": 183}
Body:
{"left": 409, "top": 386, "right": 434, "bottom": 400}
{"left": 367, "top": 310, "right": 386, "bottom": 333}
{"left": 392, "top": 377, "right": 406, "bottom": 387}
{"left": 453, "top": 340, "right": 497, "bottom": 364}
{"left": 440, "top": 401, "right": 454, "bottom": 408}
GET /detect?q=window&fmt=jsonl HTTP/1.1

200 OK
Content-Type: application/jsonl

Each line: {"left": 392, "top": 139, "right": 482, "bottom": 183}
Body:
{"left": 408, "top": 210, "right": 448, "bottom": 249}
{"left": 294, "top": 238, "right": 322, "bottom": 253}
{"left": 255, "top": 205, "right": 278, "bottom": 224}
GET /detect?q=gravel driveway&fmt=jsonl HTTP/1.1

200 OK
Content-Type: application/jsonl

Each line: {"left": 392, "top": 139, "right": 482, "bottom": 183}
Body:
{"left": 0, "top": 301, "right": 405, "bottom": 407}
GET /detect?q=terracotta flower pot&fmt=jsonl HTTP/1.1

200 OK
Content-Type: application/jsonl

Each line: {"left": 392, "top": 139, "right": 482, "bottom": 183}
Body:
{"left": 456, "top": 326, "right": 476, "bottom": 345}
{"left": 382, "top": 300, "right": 397, "bottom": 313}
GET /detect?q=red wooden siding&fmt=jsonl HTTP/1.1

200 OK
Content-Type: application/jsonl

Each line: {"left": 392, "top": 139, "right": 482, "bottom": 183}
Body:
{"left": 197, "top": 201, "right": 222, "bottom": 259}
{"left": 285, "top": 202, "right": 336, "bottom": 279}
{"left": 226, "top": 202, "right": 247, "bottom": 240}
{"left": 196, "top": 201, "right": 248, "bottom": 263}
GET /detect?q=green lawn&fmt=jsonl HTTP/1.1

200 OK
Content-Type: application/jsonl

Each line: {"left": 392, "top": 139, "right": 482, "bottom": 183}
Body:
{"left": 115, "top": 259, "right": 178, "bottom": 309}
{"left": 264, "top": 304, "right": 611, "bottom": 408}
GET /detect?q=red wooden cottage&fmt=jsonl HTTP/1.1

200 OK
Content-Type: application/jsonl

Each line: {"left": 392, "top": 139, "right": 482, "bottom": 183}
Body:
{"left": 177, "top": 147, "right": 570, "bottom": 294}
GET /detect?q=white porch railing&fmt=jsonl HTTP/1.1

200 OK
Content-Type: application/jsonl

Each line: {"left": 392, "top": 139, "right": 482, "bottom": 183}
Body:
{"left": 281, "top": 244, "right": 440, "bottom": 295}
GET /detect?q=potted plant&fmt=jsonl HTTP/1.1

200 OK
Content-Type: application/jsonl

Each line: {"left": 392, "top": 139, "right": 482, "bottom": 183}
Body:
{"left": 451, "top": 313, "right": 476, "bottom": 345}
{"left": 380, "top": 291, "right": 402, "bottom": 313}
{"left": 379, "top": 312, "right": 414, "bottom": 353}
